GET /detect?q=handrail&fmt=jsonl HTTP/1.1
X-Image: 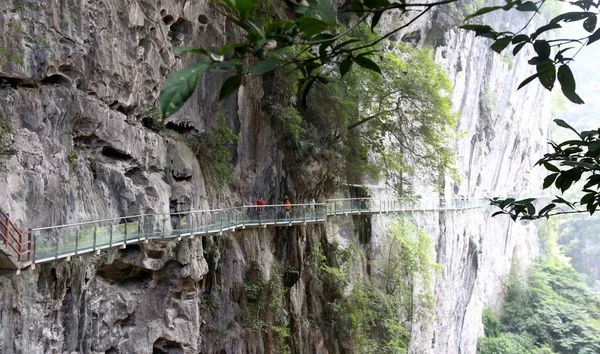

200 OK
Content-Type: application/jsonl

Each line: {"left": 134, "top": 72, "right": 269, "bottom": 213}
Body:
{"left": 0, "top": 211, "right": 32, "bottom": 263}
{"left": 0, "top": 197, "right": 496, "bottom": 268}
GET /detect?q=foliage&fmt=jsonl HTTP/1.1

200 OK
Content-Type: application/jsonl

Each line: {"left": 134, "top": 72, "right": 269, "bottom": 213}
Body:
{"left": 0, "top": 115, "right": 15, "bottom": 159}
{"left": 321, "top": 217, "right": 439, "bottom": 353}
{"left": 159, "top": 0, "right": 460, "bottom": 118}
{"left": 137, "top": 106, "right": 164, "bottom": 131}
{"left": 255, "top": 24, "right": 457, "bottom": 195}
{"left": 339, "top": 34, "right": 458, "bottom": 191}
{"left": 462, "top": 0, "right": 599, "bottom": 104}
{"left": 188, "top": 110, "right": 238, "bottom": 188}
{"left": 491, "top": 119, "right": 600, "bottom": 220}
{"left": 478, "top": 260, "right": 600, "bottom": 354}
{"left": 240, "top": 262, "right": 291, "bottom": 352}
{"left": 67, "top": 152, "right": 78, "bottom": 170}
{"left": 482, "top": 308, "right": 502, "bottom": 338}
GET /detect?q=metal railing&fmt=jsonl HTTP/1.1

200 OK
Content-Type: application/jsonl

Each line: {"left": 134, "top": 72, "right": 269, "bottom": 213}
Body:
{"left": 0, "top": 211, "right": 31, "bottom": 264}
{"left": 6, "top": 197, "right": 491, "bottom": 266}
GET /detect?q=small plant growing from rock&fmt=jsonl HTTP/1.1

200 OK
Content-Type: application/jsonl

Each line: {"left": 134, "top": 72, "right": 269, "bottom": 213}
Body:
{"left": 67, "top": 152, "right": 79, "bottom": 170}
{"left": 0, "top": 115, "right": 15, "bottom": 159}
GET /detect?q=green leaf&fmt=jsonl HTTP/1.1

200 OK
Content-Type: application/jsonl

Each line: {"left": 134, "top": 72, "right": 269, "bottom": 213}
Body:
{"left": 525, "top": 202, "right": 536, "bottom": 216}
{"left": 219, "top": 74, "right": 243, "bottom": 101}
{"left": 557, "top": 65, "right": 585, "bottom": 104}
{"left": 583, "top": 14, "right": 597, "bottom": 33}
{"left": 315, "top": 0, "right": 336, "bottom": 24}
{"left": 581, "top": 193, "right": 596, "bottom": 205}
{"left": 364, "top": 0, "right": 390, "bottom": 8}
{"left": 235, "top": 0, "right": 259, "bottom": 19}
{"left": 300, "top": 76, "right": 318, "bottom": 109}
{"left": 463, "top": 6, "right": 503, "bottom": 22}
{"left": 513, "top": 42, "right": 527, "bottom": 55}
{"left": 353, "top": 56, "right": 381, "bottom": 75}
{"left": 511, "top": 34, "right": 529, "bottom": 44}
{"left": 533, "top": 40, "right": 551, "bottom": 58}
{"left": 371, "top": 11, "right": 383, "bottom": 31}
{"left": 538, "top": 203, "right": 556, "bottom": 215}
{"left": 528, "top": 56, "right": 552, "bottom": 65}
{"left": 536, "top": 63, "right": 556, "bottom": 90}
{"left": 588, "top": 28, "right": 600, "bottom": 45}
{"left": 516, "top": 1, "right": 538, "bottom": 11}
{"left": 554, "top": 118, "right": 582, "bottom": 137}
{"left": 340, "top": 58, "right": 353, "bottom": 77}
{"left": 543, "top": 173, "right": 558, "bottom": 189}
{"left": 172, "top": 46, "right": 210, "bottom": 55}
{"left": 217, "top": 43, "right": 246, "bottom": 55}
{"left": 296, "top": 17, "right": 328, "bottom": 38}
{"left": 160, "top": 61, "right": 211, "bottom": 118}
{"left": 551, "top": 12, "right": 594, "bottom": 24}
{"left": 333, "top": 38, "right": 361, "bottom": 51}
{"left": 517, "top": 72, "right": 540, "bottom": 90}
{"left": 531, "top": 23, "right": 561, "bottom": 40}
{"left": 491, "top": 37, "right": 511, "bottom": 53}
{"left": 543, "top": 162, "right": 560, "bottom": 172}
{"left": 459, "top": 25, "right": 497, "bottom": 38}
{"left": 247, "top": 59, "right": 282, "bottom": 75}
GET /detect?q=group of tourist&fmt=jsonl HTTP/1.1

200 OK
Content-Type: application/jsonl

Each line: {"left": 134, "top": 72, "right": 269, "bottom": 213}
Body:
{"left": 254, "top": 196, "right": 317, "bottom": 221}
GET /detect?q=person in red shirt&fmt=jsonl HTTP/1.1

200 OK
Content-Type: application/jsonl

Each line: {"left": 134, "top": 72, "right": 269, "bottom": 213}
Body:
{"left": 256, "top": 196, "right": 265, "bottom": 221}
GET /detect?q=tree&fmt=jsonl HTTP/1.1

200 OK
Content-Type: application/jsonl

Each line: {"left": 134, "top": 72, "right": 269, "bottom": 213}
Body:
{"left": 159, "top": 0, "right": 461, "bottom": 118}
{"left": 490, "top": 119, "right": 600, "bottom": 220}
{"left": 461, "top": 0, "right": 599, "bottom": 105}
{"left": 460, "top": 1, "right": 600, "bottom": 220}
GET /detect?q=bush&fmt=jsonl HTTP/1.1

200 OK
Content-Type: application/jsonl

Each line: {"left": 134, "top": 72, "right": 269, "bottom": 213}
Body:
{"left": 188, "top": 110, "right": 238, "bottom": 188}
{"left": 478, "top": 333, "right": 536, "bottom": 354}
{"left": 482, "top": 308, "right": 502, "bottom": 338}
{"left": 0, "top": 114, "right": 15, "bottom": 159}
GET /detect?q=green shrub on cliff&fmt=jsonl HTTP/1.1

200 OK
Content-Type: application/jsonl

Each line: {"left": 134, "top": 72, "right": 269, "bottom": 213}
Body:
{"left": 0, "top": 114, "right": 15, "bottom": 159}
{"left": 321, "top": 217, "right": 439, "bottom": 353}
{"left": 188, "top": 110, "right": 238, "bottom": 188}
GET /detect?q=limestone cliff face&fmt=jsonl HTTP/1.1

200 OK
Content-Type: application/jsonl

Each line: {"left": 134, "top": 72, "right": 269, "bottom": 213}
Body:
{"left": 0, "top": 1, "right": 548, "bottom": 354}
{"left": 372, "top": 7, "right": 550, "bottom": 354}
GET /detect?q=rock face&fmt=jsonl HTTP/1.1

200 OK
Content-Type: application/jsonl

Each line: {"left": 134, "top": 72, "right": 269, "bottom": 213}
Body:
{"left": 0, "top": 1, "right": 549, "bottom": 354}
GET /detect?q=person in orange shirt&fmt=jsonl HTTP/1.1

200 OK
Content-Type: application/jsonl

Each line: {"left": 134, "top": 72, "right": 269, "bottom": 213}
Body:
{"left": 284, "top": 198, "right": 292, "bottom": 220}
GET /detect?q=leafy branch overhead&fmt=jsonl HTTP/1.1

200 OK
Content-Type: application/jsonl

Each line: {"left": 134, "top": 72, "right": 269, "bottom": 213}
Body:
{"left": 491, "top": 120, "right": 600, "bottom": 220}
{"left": 461, "top": 0, "right": 600, "bottom": 104}
{"left": 159, "top": 0, "right": 459, "bottom": 118}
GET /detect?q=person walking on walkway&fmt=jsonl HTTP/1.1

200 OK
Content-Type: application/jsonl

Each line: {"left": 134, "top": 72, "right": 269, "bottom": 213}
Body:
{"left": 285, "top": 198, "right": 292, "bottom": 221}
{"left": 309, "top": 198, "right": 316, "bottom": 220}
{"left": 256, "top": 196, "right": 265, "bottom": 221}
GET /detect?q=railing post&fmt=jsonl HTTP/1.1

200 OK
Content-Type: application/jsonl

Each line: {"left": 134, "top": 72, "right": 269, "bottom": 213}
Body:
{"left": 138, "top": 216, "right": 142, "bottom": 242}
{"left": 55, "top": 228, "right": 59, "bottom": 261}
{"left": 28, "top": 228, "right": 32, "bottom": 263}
{"left": 303, "top": 206, "right": 306, "bottom": 224}
{"left": 109, "top": 223, "right": 113, "bottom": 248}
{"left": 178, "top": 214, "right": 182, "bottom": 237}
{"left": 1, "top": 213, "right": 7, "bottom": 245}
{"left": 190, "top": 213, "right": 194, "bottom": 235}
{"left": 93, "top": 225, "right": 97, "bottom": 251}
{"left": 124, "top": 221, "right": 128, "bottom": 245}
{"left": 18, "top": 221, "right": 22, "bottom": 261}
{"left": 75, "top": 225, "right": 79, "bottom": 256}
